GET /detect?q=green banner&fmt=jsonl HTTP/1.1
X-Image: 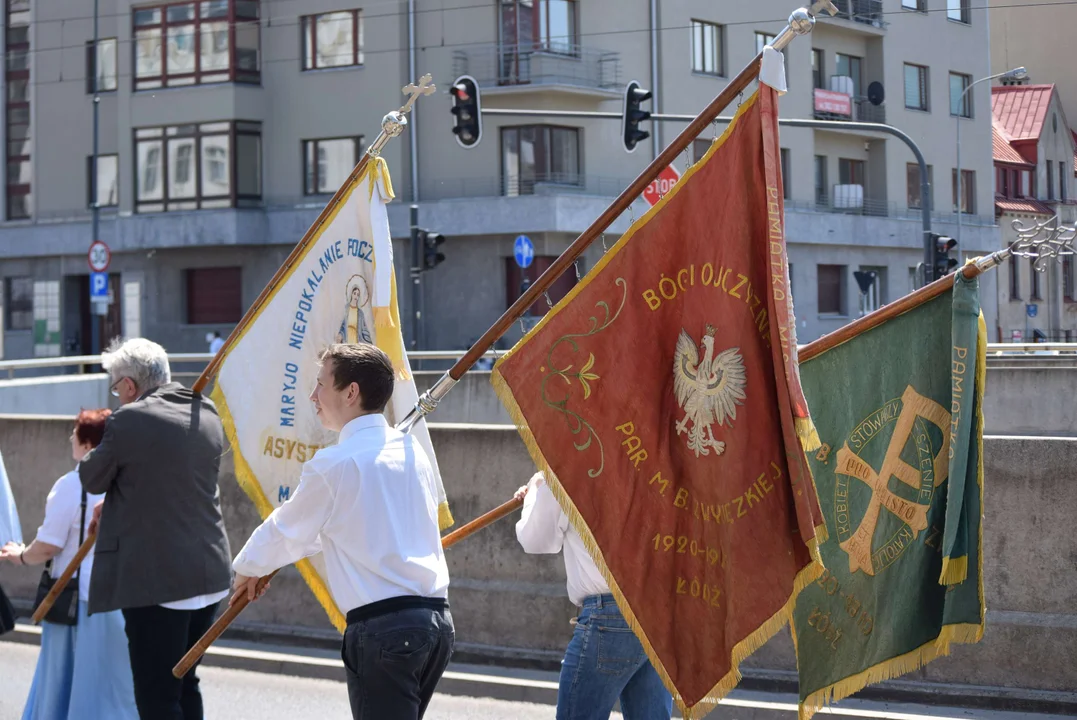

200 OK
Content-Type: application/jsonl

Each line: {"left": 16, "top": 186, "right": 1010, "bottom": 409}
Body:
{"left": 793, "top": 274, "right": 986, "bottom": 719}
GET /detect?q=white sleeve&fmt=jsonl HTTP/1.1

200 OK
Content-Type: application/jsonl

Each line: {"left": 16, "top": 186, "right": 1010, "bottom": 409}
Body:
{"left": 232, "top": 464, "right": 333, "bottom": 578}
{"left": 35, "top": 475, "right": 77, "bottom": 548}
{"left": 515, "top": 473, "right": 567, "bottom": 555}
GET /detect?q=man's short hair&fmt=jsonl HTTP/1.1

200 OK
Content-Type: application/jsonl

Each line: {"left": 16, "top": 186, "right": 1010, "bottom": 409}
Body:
{"left": 102, "top": 338, "right": 171, "bottom": 392}
{"left": 320, "top": 344, "right": 395, "bottom": 412}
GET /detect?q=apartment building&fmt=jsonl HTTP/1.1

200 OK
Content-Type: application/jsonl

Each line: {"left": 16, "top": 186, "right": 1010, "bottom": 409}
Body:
{"left": 0, "top": 0, "right": 999, "bottom": 361}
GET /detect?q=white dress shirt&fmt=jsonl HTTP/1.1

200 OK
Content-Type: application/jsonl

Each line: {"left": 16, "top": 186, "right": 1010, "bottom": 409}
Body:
{"left": 515, "top": 472, "right": 609, "bottom": 606}
{"left": 34, "top": 467, "right": 102, "bottom": 602}
{"left": 233, "top": 414, "right": 449, "bottom": 612}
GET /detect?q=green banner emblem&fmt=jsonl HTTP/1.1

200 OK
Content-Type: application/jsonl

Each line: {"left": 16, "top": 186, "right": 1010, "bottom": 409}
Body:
{"left": 794, "top": 274, "right": 986, "bottom": 718}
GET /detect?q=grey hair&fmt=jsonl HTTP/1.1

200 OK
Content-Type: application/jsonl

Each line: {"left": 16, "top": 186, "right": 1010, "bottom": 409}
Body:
{"left": 102, "top": 338, "right": 171, "bottom": 392}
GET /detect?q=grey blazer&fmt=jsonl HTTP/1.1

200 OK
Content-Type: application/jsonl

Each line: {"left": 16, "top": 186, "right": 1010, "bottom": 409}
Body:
{"left": 80, "top": 382, "right": 232, "bottom": 614}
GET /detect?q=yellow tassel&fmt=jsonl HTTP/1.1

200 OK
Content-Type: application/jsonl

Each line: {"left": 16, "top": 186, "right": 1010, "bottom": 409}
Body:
{"left": 438, "top": 502, "right": 455, "bottom": 532}
{"left": 939, "top": 556, "right": 968, "bottom": 585}
{"left": 211, "top": 385, "right": 347, "bottom": 634}
{"left": 795, "top": 416, "right": 821, "bottom": 452}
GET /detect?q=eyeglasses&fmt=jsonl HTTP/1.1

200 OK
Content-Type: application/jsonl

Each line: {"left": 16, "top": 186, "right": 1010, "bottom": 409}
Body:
{"left": 109, "top": 377, "right": 129, "bottom": 398}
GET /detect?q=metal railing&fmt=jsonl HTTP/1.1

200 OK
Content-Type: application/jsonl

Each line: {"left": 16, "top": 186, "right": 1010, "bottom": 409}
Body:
{"left": 3, "top": 345, "right": 1074, "bottom": 381}
{"left": 420, "top": 172, "right": 639, "bottom": 202}
{"left": 798, "top": 195, "right": 997, "bottom": 228}
{"left": 831, "top": 0, "right": 888, "bottom": 27}
{"left": 451, "top": 44, "right": 621, "bottom": 92}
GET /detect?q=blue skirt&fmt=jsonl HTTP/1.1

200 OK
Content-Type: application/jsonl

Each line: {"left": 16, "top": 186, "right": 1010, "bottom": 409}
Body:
{"left": 22, "top": 601, "right": 138, "bottom": 720}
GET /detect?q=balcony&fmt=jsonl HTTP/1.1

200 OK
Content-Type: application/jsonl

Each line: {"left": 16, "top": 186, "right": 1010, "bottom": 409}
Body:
{"left": 451, "top": 45, "right": 622, "bottom": 99}
{"left": 830, "top": 0, "right": 888, "bottom": 29}
{"left": 812, "top": 89, "right": 886, "bottom": 124}
{"left": 421, "top": 171, "right": 635, "bottom": 202}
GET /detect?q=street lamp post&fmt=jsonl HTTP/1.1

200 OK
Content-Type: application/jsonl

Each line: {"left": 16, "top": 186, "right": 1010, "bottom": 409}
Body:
{"left": 955, "top": 66, "right": 1026, "bottom": 258}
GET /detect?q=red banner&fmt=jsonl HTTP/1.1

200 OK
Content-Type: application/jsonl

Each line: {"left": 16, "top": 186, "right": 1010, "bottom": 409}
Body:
{"left": 492, "top": 87, "right": 824, "bottom": 717}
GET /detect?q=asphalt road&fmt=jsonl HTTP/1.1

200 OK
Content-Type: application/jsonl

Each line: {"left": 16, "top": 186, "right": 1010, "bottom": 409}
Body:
{"left": 0, "top": 642, "right": 575, "bottom": 720}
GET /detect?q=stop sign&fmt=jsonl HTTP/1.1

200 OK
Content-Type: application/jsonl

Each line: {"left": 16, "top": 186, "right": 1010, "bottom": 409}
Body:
{"left": 642, "top": 164, "right": 681, "bottom": 206}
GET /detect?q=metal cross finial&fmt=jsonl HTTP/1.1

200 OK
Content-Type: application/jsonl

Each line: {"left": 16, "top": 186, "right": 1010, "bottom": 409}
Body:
{"left": 400, "top": 74, "right": 436, "bottom": 114}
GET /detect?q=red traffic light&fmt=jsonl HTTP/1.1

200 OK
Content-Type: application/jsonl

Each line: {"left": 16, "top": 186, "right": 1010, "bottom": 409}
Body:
{"left": 450, "top": 84, "right": 470, "bottom": 102}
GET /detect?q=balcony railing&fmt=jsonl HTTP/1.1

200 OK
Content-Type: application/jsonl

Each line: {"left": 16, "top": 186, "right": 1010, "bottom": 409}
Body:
{"left": 831, "top": 0, "right": 888, "bottom": 28}
{"left": 451, "top": 44, "right": 621, "bottom": 93}
{"left": 421, "top": 172, "right": 637, "bottom": 202}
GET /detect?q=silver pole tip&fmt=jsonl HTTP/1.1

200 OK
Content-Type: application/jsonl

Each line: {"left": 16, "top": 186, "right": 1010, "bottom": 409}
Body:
{"left": 789, "top": 8, "right": 815, "bottom": 34}
{"left": 382, "top": 111, "right": 408, "bottom": 138}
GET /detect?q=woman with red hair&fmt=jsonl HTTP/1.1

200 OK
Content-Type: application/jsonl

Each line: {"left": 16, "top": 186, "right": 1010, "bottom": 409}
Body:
{"left": 0, "top": 409, "right": 137, "bottom": 720}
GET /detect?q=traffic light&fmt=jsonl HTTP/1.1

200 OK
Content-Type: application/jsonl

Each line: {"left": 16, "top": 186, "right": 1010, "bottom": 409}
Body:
{"left": 931, "top": 233, "right": 957, "bottom": 280}
{"left": 622, "top": 80, "right": 652, "bottom": 153}
{"left": 450, "top": 75, "right": 481, "bottom": 148}
{"left": 421, "top": 229, "right": 446, "bottom": 270}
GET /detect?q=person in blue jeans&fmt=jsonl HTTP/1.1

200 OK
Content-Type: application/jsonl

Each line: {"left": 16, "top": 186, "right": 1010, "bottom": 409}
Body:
{"left": 515, "top": 472, "right": 673, "bottom": 720}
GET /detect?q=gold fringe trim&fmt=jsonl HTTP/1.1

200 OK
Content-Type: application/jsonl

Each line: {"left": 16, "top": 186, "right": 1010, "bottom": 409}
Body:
{"left": 939, "top": 555, "right": 968, "bottom": 586}
{"left": 438, "top": 501, "right": 455, "bottom": 532}
{"left": 795, "top": 416, "right": 822, "bottom": 453}
{"left": 798, "top": 312, "right": 989, "bottom": 720}
{"left": 492, "top": 352, "right": 823, "bottom": 719}
{"left": 211, "top": 384, "right": 347, "bottom": 634}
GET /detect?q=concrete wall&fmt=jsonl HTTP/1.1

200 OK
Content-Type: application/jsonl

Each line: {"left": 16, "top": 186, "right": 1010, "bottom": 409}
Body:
{"left": 1, "top": 416, "right": 1075, "bottom": 701}
{"left": 0, "top": 374, "right": 109, "bottom": 416}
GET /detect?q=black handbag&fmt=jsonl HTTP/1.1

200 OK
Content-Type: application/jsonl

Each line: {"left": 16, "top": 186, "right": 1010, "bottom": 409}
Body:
{"left": 33, "top": 490, "right": 86, "bottom": 626}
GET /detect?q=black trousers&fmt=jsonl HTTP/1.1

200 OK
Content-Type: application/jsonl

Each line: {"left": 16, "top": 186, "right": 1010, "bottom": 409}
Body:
{"left": 122, "top": 602, "right": 219, "bottom": 720}
{"left": 341, "top": 605, "right": 455, "bottom": 720}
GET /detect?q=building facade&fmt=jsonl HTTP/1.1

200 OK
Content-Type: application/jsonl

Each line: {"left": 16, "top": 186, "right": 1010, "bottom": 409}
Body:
{"left": 0, "top": 0, "right": 999, "bottom": 362}
{"left": 992, "top": 84, "right": 1077, "bottom": 343}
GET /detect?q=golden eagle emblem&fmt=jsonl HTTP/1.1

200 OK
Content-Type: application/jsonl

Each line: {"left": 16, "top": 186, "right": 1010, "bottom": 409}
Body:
{"left": 673, "top": 324, "right": 747, "bottom": 457}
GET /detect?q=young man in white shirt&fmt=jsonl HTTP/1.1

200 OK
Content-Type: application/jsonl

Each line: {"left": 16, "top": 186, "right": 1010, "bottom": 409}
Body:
{"left": 516, "top": 471, "right": 672, "bottom": 720}
{"left": 232, "top": 343, "right": 453, "bottom": 720}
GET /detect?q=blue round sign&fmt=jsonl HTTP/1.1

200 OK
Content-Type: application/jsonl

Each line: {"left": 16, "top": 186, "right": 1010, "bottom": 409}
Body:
{"left": 514, "top": 235, "right": 534, "bottom": 269}
{"left": 1027, "top": 303, "right": 1038, "bottom": 318}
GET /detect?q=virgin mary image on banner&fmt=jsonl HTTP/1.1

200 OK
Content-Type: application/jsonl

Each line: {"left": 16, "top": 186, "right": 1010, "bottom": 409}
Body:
{"left": 337, "top": 274, "right": 372, "bottom": 345}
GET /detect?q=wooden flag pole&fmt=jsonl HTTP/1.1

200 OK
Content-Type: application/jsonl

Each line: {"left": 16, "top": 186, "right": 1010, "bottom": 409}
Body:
{"left": 395, "top": 1, "right": 839, "bottom": 434}
{"left": 30, "top": 530, "right": 97, "bottom": 624}
{"left": 172, "top": 496, "right": 524, "bottom": 679}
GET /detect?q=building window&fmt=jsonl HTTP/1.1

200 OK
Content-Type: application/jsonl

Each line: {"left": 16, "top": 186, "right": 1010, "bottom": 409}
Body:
{"left": 505, "top": 255, "right": 576, "bottom": 318}
{"left": 4, "top": 276, "right": 32, "bottom": 330}
{"left": 1060, "top": 161, "right": 1068, "bottom": 202}
{"left": 947, "top": 0, "right": 971, "bottom": 24}
{"left": 87, "top": 154, "right": 119, "bottom": 208}
{"left": 186, "top": 267, "right": 242, "bottom": 324}
{"left": 1030, "top": 259, "right": 1042, "bottom": 300}
{"left": 780, "top": 148, "right": 791, "bottom": 200}
{"left": 999, "top": 167, "right": 1010, "bottom": 198}
{"left": 85, "top": 38, "right": 118, "bottom": 93}
{"left": 904, "top": 64, "right": 929, "bottom": 111}
{"left": 949, "top": 72, "right": 972, "bottom": 117}
{"left": 838, "top": 158, "right": 865, "bottom": 186}
{"left": 902, "top": 0, "right": 927, "bottom": 10}
{"left": 6, "top": 0, "right": 31, "bottom": 220}
{"left": 501, "top": 125, "right": 580, "bottom": 196}
{"left": 952, "top": 169, "right": 975, "bottom": 213}
{"left": 817, "top": 264, "right": 846, "bottom": 315}
{"left": 133, "top": 0, "right": 261, "bottom": 90}
{"left": 1046, "top": 160, "right": 1055, "bottom": 200}
{"left": 499, "top": 0, "right": 578, "bottom": 55}
{"left": 303, "top": 137, "right": 361, "bottom": 195}
{"left": 301, "top": 9, "right": 363, "bottom": 70}
{"left": 690, "top": 20, "right": 724, "bottom": 76}
{"left": 814, "top": 155, "right": 828, "bottom": 207}
{"left": 834, "top": 53, "right": 862, "bottom": 96}
{"left": 32, "top": 280, "right": 60, "bottom": 357}
{"left": 1064, "top": 257, "right": 1074, "bottom": 303}
{"left": 134, "top": 120, "right": 261, "bottom": 212}
{"left": 1008, "top": 248, "right": 1020, "bottom": 300}
{"left": 811, "top": 49, "right": 824, "bottom": 90}
{"left": 906, "top": 163, "right": 933, "bottom": 209}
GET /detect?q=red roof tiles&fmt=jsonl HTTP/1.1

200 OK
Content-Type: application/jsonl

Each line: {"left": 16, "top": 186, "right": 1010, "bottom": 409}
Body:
{"left": 993, "top": 127, "right": 1033, "bottom": 166}
{"left": 995, "top": 195, "right": 1054, "bottom": 216}
{"left": 992, "top": 84, "right": 1056, "bottom": 141}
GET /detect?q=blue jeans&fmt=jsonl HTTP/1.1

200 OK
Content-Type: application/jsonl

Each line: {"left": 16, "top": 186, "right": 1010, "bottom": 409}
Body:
{"left": 557, "top": 594, "right": 673, "bottom": 720}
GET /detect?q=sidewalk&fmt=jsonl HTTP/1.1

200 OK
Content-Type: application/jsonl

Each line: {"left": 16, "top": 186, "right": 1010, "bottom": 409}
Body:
{"left": 3, "top": 622, "right": 1074, "bottom": 720}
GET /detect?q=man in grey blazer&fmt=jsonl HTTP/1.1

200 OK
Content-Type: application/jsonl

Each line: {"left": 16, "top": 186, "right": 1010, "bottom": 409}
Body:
{"left": 81, "top": 337, "right": 232, "bottom": 720}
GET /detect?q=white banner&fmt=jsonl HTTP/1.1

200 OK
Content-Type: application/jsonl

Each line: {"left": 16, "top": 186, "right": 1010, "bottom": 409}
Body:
{"left": 212, "top": 158, "right": 451, "bottom": 631}
{"left": 0, "top": 448, "right": 21, "bottom": 545}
